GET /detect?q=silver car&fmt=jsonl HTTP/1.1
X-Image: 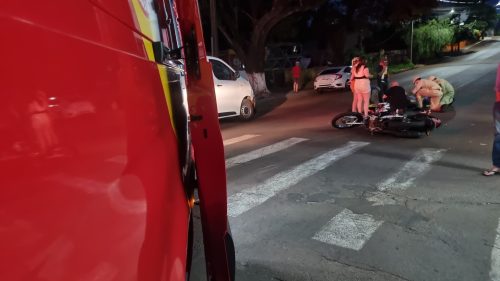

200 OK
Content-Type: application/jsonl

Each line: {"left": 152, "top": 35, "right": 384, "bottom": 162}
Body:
{"left": 313, "top": 66, "right": 352, "bottom": 92}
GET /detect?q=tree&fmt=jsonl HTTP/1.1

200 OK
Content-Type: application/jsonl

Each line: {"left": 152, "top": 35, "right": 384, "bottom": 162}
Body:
{"left": 216, "top": 0, "right": 326, "bottom": 95}
{"left": 409, "top": 19, "right": 453, "bottom": 61}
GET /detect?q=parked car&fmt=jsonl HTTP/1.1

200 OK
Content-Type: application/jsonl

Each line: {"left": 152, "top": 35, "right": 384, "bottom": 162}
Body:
{"left": 208, "top": 56, "right": 256, "bottom": 120}
{"left": 313, "top": 66, "right": 352, "bottom": 92}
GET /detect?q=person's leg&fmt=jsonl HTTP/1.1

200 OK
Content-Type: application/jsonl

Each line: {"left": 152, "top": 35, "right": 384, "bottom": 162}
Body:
{"left": 416, "top": 93, "right": 424, "bottom": 108}
{"left": 429, "top": 90, "right": 443, "bottom": 111}
{"left": 362, "top": 91, "right": 370, "bottom": 117}
{"left": 352, "top": 92, "right": 358, "bottom": 112}
{"left": 378, "top": 81, "right": 386, "bottom": 102}
{"left": 483, "top": 103, "right": 500, "bottom": 175}
{"left": 356, "top": 92, "right": 363, "bottom": 114}
{"left": 417, "top": 89, "right": 442, "bottom": 110}
{"left": 492, "top": 133, "right": 500, "bottom": 168}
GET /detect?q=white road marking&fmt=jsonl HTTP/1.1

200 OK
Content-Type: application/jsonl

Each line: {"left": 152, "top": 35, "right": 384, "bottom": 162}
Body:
{"left": 223, "top": 134, "right": 260, "bottom": 146}
{"left": 377, "top": 148, "right": 446, "bottom": 192}
{"left": 490, "top": 218, "right": 500, "bottom": 281}
{"left": 313, "top": 209, "right": 383, "bottom": 251}
{"left": 366, "top": 191, "right": 398, "bottom": 206}
{"left": 225, "top": 137, "right": 308, "bottom": 169}
{"left": 227, "top": 141, "right": 369, "bottom": 217}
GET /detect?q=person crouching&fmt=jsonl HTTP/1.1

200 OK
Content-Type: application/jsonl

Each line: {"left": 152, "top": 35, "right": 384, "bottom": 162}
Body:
{"left": 411, "top": 76, "right": 443, "bottom": 112}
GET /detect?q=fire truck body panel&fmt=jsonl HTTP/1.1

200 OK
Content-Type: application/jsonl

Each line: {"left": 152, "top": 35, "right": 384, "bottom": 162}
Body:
{"left": 0, "top": 1, "right": 213, "bottom": 280}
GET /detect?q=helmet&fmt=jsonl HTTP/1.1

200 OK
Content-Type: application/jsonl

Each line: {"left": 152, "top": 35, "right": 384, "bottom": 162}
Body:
{"left": 428, "top": 75, "right": 437, "bottom": 81}
{"left": 412, "top": 76, "right": 421, "bottom": 84}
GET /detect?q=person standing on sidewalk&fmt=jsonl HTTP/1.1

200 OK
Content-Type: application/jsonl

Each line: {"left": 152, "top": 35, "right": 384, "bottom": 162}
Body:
{"left": 292, "top": 61, "right": 301, "bottom": 93}
{"left": 483, "top": 63, "right": 500, "bottom": 176}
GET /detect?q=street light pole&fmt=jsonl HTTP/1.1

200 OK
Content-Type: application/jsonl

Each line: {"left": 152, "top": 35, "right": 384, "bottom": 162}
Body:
{"left": 410, "top": 19, "right": 414, "bottom": 64}
{"left": 210, "top": 0, "right": 219, "bottom": 57}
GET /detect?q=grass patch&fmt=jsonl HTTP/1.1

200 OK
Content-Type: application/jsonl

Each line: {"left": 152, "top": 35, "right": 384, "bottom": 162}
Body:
{"left": 389, "top": 62, "right": 415, "bottom": 74}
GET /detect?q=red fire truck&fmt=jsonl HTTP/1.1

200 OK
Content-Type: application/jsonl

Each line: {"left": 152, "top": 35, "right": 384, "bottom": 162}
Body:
{"left": 0, "top": 0, "right": 234, "bottom": 280}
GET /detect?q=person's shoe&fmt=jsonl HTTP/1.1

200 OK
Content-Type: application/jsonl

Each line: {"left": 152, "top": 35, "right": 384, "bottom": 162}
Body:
{"left": 483, "top": 168, "right": 499, "bottom": 176}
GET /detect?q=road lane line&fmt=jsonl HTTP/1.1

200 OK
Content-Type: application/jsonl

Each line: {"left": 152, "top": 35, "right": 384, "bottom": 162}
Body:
{"left": 225, "top": 137, "right": 308, "bottom": 169}
{"left": 313, "top": 208, "right": 383, "bottom": 251}
{"left": 377, "top": 148, "right": 446, "bottom": 192}
{"left": 227, "top": 141, "right": 369, "bottom": 217}
{"left": 491, "top": 218, "right": 500, "bottom": 281}
{"left": 223, "top": 134, "right": 260, "bottom": 146}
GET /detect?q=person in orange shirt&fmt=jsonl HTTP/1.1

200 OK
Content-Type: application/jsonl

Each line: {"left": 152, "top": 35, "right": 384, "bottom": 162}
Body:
{"left": 292, "top": 61, "right": 301, "bottom": 93}
{"left": 483, "top": 63, "right": 500, "bottom": 176}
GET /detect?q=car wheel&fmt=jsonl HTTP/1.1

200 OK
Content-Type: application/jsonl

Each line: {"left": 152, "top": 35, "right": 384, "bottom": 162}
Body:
{"left": 239, "top": 99, "right": 255, "bottom": 121}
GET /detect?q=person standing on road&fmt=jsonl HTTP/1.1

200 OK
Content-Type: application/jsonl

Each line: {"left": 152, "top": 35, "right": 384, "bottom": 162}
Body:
{"left": 377, "top": 56, "right": 389, "bottom": 102}
{"left": 483, "top": 63, "right": 500, "bottom": 176}
{"left": 292, "top": 61, "right": 301, "bottom": 93}
{"left": 429, "top": 76, "right": 455, "bottom": 111}
{"left": 411, "top": 76, "right": 443, "bottom": 111}
{"left": 350, "top": 56, "right": 372, "bottom": 118}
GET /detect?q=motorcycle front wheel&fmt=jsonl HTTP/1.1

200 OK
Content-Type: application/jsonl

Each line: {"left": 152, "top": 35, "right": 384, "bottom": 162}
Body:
{"left": 331, "top": 112, "right": 364, "bottom": 129}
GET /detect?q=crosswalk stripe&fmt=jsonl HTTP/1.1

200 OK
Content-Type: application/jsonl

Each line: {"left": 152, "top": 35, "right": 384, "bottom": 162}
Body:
{"left": 227, "top": 141, "right": 369, "bottom": 217}
{"left": 490, "top": 218, "right": 500, "bottom": 281}
{"left": 225, "top": 137, "right": 308, "bottom": 169}
{"left": 313, "top": 209, "right": 383, "bottom": 251}
{"left": 223, "top": 134, "right": 259, "bottom": 146}
{"left": 377, "top": 148, "right": 446, "bottom": 192}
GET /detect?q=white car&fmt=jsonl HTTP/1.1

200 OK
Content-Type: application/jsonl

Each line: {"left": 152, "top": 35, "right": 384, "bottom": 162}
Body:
{"left": 208, "top": 56, "right": 256, "bottom": 120}
{"left": 313, "top": 66, "right": 352, "bottom": 92}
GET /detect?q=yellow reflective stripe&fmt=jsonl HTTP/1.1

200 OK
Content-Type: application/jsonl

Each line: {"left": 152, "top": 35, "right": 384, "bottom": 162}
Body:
{"left": 142, "top": 38, "right": 156, "bottom": 62}
{"left": 130, "top": 0, "right": 154, "bottom": 41}
{"left": 130, "top": 0, "right": 177, "bottom": 135}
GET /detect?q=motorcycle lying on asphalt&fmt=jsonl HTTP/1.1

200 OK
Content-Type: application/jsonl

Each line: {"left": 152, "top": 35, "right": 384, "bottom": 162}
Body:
{"left": 331, "top": 103, "right": 442, "bottom": 138}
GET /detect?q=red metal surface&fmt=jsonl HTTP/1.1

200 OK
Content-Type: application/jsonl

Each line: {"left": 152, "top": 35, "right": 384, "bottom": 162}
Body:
{"left": 0, "top": 1, "right": 197, "bottom": 280}
{"left": 175, "top": 1, "right": 233, "bottom": 280}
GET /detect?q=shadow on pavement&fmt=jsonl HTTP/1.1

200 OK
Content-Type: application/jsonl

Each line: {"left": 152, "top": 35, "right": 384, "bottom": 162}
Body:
{"left": 218, "top": 94, "right": 288, "bottom": 125}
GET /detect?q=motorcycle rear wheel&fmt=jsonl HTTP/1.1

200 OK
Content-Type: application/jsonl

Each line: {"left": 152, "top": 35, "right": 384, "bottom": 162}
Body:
{"left": 331, "top": 112, "right": 364, "bottom": 129}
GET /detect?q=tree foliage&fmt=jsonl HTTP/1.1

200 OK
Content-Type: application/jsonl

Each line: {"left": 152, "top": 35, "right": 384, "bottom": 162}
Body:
{"left": 410, "top": 19, "right": 453, "bottom": 61}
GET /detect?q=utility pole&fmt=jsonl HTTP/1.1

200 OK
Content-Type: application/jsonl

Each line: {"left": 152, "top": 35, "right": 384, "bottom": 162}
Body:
{"left": 410, "top": 20, "right": 414, "bottom": 64}
{"left": 210, "top": 0, "right": 219, "bottom": 57}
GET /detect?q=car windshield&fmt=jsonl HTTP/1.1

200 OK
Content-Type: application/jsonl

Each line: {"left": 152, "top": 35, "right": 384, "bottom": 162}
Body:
{"left": 319, "top": 68, "right": 341, "bottom": 75}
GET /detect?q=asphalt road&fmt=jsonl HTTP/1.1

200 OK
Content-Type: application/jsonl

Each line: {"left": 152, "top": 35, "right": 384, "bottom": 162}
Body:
{"left": 191, "top": 38, "right": 500, "bottom": 281}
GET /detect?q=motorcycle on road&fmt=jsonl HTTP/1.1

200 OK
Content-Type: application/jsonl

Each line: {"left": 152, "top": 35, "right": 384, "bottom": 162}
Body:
{"left": 331, "top": 103, "right": 442, "bottom": 138}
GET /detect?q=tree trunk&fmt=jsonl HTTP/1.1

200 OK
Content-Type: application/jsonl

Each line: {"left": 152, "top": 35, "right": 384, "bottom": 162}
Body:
{"left": 247, "top": 72, "right": 269, "bottom": 97}
{"left": 242, "top": 36, "right": 270, "bottom": 96}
